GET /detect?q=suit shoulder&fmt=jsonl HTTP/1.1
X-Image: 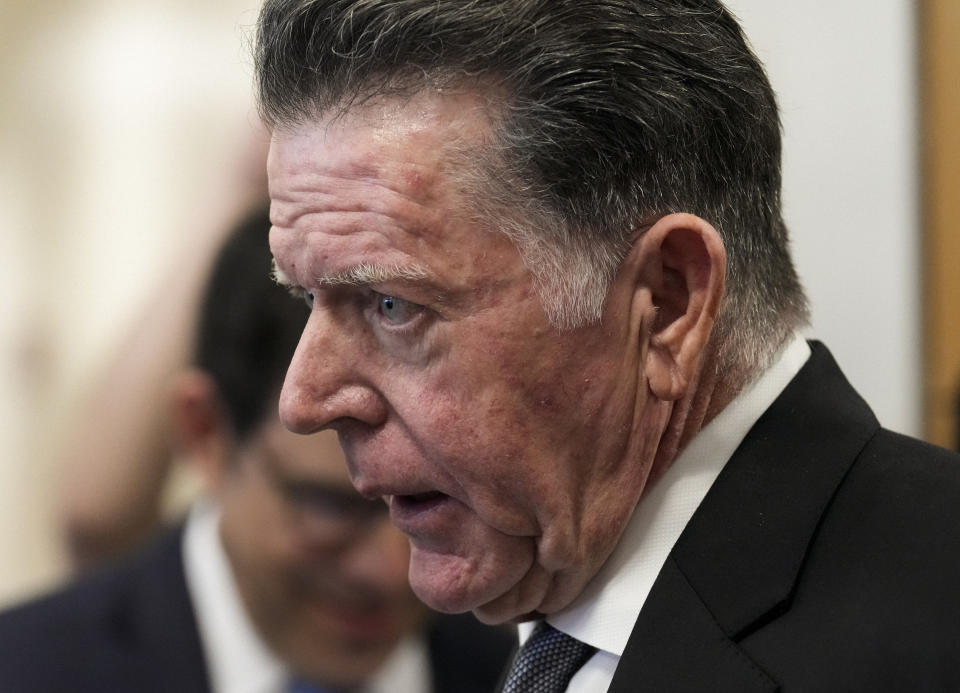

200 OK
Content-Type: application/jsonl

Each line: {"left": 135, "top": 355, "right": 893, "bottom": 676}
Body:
{"left": 0, "top": 561, "right": 133, "bottom": 688}
{"left": 0, "top": 526, "right": 191, "bottom": 691}
{"left": 787, "top": 427, "right": 960, "bottom": 630}
{"left": 818, "top": 428, "right": 960, "bottom": 556}
{"left": 849, "top": 428, "right": 960, "bottom": 520}
{"left": 0, "top": 555, "right": 133, "bottom": 635}
{"left": 740, "top": 430, "right": 960, "bottom": 689}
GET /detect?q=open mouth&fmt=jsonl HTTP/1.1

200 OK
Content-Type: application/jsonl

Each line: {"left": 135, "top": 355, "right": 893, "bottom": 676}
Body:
{"left": 389, "top": 491, "right": 451, "bottom": 532}
{"left": 392, "top": 490, "right": 446, "bottom": 510}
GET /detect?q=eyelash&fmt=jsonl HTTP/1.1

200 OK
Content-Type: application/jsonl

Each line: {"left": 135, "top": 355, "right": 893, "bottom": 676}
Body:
{"left": 284, "top": 286, "right": 314, "bottom": 309}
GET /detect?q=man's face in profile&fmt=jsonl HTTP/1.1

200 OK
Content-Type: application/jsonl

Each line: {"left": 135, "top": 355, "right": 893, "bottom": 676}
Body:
{"left": 268, "top": 89, "right": 658, "bottom": 623}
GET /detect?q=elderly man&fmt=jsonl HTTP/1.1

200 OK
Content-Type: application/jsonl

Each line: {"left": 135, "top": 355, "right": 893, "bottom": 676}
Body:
{"left": 257, "top": 1, "right": 960, "bottom": 691}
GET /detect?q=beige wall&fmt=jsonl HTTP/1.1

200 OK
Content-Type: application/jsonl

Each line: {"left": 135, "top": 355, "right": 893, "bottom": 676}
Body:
{"left": 0, "top": 0, "right": 265, "bottom": 606}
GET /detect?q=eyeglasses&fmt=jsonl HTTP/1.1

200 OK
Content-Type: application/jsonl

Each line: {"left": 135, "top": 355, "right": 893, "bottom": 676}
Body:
{"left": 255, "top": 446, "right": 389, "bottom": 547}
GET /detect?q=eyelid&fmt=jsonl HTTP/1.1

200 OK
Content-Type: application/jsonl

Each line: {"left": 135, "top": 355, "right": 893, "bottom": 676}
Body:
{"left": 282, "top": 284, "right": 314, "bottom": 310}
{"left": 277, "top": 279, "right": 430, "bottom": 327}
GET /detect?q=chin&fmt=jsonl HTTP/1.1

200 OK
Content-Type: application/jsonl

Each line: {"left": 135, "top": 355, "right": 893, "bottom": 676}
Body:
{"left": 407, "top": 541, "right": 536, "bottom": 620}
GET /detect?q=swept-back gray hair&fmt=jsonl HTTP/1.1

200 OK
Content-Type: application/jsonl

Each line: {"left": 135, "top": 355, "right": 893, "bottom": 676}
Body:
{"left": 255, "top": 0, "right": 809, "bottom": 383}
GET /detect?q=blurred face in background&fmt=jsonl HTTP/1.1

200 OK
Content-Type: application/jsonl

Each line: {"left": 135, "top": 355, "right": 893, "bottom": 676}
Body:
{"left": 216, "top": 416, "right": 425, "bottom": 689}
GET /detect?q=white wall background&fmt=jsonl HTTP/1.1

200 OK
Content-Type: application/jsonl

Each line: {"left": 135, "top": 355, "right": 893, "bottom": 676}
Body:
{"left": 0, "top": 1, "right": 921, "bottom": 605}
{"left": 726, "top": 0, "right": 920, "bottom": 436}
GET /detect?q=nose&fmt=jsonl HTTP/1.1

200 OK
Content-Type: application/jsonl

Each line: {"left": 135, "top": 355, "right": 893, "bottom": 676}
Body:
{"left": 279, "top": 309, "right": 387, "bottom": 434}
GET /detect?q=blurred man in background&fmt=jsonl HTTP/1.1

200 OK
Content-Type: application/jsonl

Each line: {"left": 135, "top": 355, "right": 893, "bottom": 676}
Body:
{"left": 0, "top": 208, "right": 512, "bottom": 692}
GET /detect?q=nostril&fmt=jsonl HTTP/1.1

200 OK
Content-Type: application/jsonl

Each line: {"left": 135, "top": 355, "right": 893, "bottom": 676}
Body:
{"left": 277, "top": 393, "right": 319, "bottom": 434}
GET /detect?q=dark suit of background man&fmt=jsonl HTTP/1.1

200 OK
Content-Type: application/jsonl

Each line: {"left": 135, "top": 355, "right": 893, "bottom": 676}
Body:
{"left": 254, "top": 1, "right": 960, "bottom": 691}
{"left": 0, "top": 208, "right": 513, "bottom": 692}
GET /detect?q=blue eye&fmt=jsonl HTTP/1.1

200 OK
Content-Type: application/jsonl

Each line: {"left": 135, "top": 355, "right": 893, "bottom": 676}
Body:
{"left": 377, "top": 294, "right": 419, "bottom": 325}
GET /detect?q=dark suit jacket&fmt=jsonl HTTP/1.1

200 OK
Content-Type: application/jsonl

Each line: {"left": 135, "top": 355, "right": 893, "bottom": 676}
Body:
{"left": 609, "top": 342, "right": 960, "bottom": 692}
{"left": 0, "top": 524, "right": 513, "bottom": 693}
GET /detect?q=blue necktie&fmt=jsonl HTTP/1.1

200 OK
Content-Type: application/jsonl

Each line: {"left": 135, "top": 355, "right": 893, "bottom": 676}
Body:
{"left": 288, "top": 679, "right": 349, "bottom": 693}
{"left": 502, "top": 622, "right": 597, "bottom": 693}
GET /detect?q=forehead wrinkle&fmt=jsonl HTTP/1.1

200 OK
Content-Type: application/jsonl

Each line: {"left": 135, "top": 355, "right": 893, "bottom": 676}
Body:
{"left": 270, "top": 131, "right": 448, "bottom": 208}
{"left": 280, "top": 169, "right": 440, "bottom": 209}
{"left": 270, "top": 177, "right": 446, "bottom": 249}
{"left": 271, "top": 210, "right": 442, "bottom": 287}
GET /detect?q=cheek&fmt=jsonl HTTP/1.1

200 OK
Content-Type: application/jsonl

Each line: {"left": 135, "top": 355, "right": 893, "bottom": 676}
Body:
{"left": 222, "top": 486, "right": 302, "bottom": 585}
{"left": 407, "top": 520, "right": 536, "bottom": 614}
{"left": 426, "top": 357, "right": 595, "bottom": 478}
{"left": 399, "top": 348, "right": 605, "bottom": 528}
{"left": 409, "top": 398, "right": 543, "bottom": 533}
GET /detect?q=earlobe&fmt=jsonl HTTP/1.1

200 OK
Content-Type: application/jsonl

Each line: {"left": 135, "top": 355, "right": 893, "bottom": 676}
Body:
{"left": 634, "top": 213, "right": 726, "bottom": 401}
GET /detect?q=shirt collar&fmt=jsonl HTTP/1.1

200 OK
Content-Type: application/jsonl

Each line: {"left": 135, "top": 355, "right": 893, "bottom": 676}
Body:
{"left": 365, "top": 636, "right": 432, "bottom": 693}
{"left": 183, "top": 499, "right": 288, "bottom": 693}
{"left": 520, "top": 334, "right": 811, "bottom": 656}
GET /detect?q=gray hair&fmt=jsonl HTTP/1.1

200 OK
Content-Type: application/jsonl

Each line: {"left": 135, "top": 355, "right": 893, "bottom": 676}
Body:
{"left": 255, "top": 0, "right": 809, "bottom": 383}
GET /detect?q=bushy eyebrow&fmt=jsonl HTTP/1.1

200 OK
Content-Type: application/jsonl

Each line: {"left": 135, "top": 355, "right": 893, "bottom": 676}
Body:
{"left": 317, "top": 262, "right": 429, "bottom": 287}
{"left": 271, "top": 259, "right": 294, "bottom": 287}
{"left": 271, "top": 259, "right": 429, "bottom": 289}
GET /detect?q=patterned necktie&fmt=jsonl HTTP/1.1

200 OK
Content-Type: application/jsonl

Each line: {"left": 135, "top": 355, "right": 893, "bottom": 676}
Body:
{"left": 502, "top": 622, "right": 597, "bottom": 693}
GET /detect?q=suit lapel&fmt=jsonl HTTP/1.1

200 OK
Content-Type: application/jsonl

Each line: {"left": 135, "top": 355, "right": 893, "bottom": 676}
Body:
{"left": 612, "top": 343, "right": 880, "bottom": 691}
{"left": 609, "top": 556, "right": 777, "bottom": 693}
{"left": 98, "top": 526, "right": 210, "bottom": 692}
{"left": 137, "top": 526, "right": 211, "bottom": 692}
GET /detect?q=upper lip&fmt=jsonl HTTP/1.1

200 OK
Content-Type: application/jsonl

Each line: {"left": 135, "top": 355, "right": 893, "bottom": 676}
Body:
{"left": 343, "top": 449, "right": 453, "bottom": 502}
{"left": 387, "top": 491, "right": 453, "bottom": 536}
{"left": 352, "top": 474, "right": 449, "bottom": 504}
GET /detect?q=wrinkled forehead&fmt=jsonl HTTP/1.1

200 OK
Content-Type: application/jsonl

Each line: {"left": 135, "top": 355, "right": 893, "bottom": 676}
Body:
{"left": 266, "top": 88, "right": 528, "bottom": 302}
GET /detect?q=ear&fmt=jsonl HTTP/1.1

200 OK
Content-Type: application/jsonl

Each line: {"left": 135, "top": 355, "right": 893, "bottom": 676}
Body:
{"left": 633, "top": 213, "right": 726, "bottom": 401}
{"left": 169, "top": 369, "right": 233, "bottom": 492}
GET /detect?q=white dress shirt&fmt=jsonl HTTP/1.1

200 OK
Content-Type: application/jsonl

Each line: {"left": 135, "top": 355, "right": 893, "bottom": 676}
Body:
{"left": 182, "top": 500, "right": 431, "bottom": 693}
{"left": 517, "top": 334, "right": 811, "bottom": 692}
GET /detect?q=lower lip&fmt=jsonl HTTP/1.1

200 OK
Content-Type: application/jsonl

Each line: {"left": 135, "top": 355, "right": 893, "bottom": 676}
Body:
{"left": 389, "top": 492, "right": 455, "bottom": 536}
